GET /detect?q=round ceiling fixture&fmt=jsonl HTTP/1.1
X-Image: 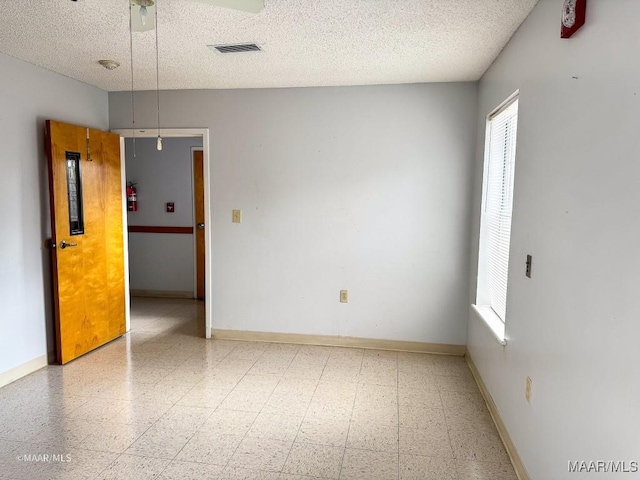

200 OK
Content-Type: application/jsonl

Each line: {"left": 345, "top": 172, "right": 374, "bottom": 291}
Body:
{"left": 98, "top": 60, "right": 121, "bottom": 70}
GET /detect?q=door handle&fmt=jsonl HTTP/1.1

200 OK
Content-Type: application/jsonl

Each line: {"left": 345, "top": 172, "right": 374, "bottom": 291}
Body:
{"left": 59, "top": 240, "right": 78, "bottom": 249}
{"left": 196, "top": 223, "right": 205, "bottom": 230}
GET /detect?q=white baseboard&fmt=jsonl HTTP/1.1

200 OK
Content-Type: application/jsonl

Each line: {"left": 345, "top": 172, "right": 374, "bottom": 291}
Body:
{"left": 465, "top": 349, "right": 530, "bottom": 480}
{"left": 212, "top": 329, "right": 466, "bottom": 355}
{"left": 0, "top": 355, "right": 48, "bottom": 389}
{"left": 130, "top": 289, "right": 194, "bottom": 299}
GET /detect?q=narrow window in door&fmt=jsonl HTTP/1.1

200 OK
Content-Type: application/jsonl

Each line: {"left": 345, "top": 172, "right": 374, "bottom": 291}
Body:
{"left": 65, "top": 151, "right": 85, "bottom": 235}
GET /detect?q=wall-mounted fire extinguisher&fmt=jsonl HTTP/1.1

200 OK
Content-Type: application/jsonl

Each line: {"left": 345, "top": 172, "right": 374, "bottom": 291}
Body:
{"left": 127, "top": 182, "right": 138, "bottom": 212}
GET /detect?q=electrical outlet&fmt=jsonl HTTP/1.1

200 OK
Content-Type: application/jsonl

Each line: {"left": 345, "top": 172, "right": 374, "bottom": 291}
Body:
{"left": 340, "top": 290, "right": 348, "bottom": 303}
{"left": 526, "top": 254, "right": 532, "bottom": 278}
{"left": 232, "top": 209, "right": 242, "bottom": 223}
{"left": 525, "top": 376, "right": 532, "bottom": 403}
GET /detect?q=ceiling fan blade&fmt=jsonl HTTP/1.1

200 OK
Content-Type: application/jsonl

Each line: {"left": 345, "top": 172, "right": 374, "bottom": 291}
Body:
{"left": 130, "top": 3, "right": 156, "bottom": 32}
{"left": 190, "top": 0, "right": 264, "bottom": 14}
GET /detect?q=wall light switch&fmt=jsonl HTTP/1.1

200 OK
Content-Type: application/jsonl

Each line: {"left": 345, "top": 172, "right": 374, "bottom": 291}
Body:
{"left": 340, "top": 290, "right": 348, "bottom": 303}
{"left": 526, "top": 254, "right": 532, "bottom": 278}
{"left": 166, "top": 202, "right": 175, "bottom": 213}
{"left": 525, "top": 376, "right": 532, "bottom": 403}
{"left": 232, "top": 209, "right": 242, "bottom": 223}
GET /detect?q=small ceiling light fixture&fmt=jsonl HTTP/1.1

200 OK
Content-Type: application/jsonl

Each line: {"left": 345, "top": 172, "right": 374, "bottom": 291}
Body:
{"left": 98, "top": 60, "right": 121, "bottom": 70}
{"left": 132, "top": 0, "right": 154, "bottom": 25}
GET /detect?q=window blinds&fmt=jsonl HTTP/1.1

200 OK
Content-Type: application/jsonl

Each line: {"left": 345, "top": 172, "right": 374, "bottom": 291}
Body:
{"left": 484, "top": 99, "right": 519, "bottom": 322}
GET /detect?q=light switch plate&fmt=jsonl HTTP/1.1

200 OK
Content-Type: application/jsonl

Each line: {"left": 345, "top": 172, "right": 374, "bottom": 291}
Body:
{"left": 525, "top": 376, "right": 532, "bottom": 403}
{"left": 340, "top": 290, "right": 348, "bottom": 303}
{"left": 232, "top": 209, "right": 242, "bottom": 223}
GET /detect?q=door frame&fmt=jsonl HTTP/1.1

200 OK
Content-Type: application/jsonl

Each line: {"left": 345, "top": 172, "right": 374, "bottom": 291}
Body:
{"left": 190, "top": 146, "right": 204, "bottom": 300}
{"left": 112, "top": 128, "right": 212, "bottom": 339}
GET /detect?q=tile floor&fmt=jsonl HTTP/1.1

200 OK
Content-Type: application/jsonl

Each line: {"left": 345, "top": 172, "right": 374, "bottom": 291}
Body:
{"left": 0, "top": 298, "right": 517, "bottom": 480}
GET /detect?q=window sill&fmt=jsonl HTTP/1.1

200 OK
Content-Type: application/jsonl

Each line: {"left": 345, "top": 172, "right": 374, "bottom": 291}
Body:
{"left": 472, "top": 304, "right": 507, "bottom": 346}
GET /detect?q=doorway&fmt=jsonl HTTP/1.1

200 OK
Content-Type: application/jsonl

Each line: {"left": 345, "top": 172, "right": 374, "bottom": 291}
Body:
{"left": 113, "top": 128, "right": 212, "bottom": 339}
{"left": 193, "top": 149, "right": 205, "bottom": 300}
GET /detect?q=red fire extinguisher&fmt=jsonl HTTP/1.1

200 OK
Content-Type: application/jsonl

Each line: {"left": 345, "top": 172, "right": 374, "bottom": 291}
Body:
{"left": 127, "top": 182, "right": 138, "bottom": 212}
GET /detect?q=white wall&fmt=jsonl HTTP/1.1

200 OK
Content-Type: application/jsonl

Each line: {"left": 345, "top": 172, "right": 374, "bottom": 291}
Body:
{"left": 110, "top": 84, "right": 478, "bottom": 344}
{"left": 0, "top": 53, "right": 108, "bottom": 375}
{"left": 467, "top": 1, "right": 640, "bottom": 478}
{"left": 125, "top": 137, "right": 202, "bottom": 294}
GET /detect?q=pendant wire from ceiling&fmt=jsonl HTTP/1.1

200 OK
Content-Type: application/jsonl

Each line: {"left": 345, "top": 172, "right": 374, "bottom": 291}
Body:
{"left": 155, "top": 0, "right": 162, "bottom": 151}
{"left": 129, "top": 0, "right": 136, "bottom": 158}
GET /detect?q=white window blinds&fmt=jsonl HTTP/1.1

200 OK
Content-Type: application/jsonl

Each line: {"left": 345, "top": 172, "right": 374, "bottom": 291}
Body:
{"left": 484, "top": 98, "right": 519, "bottom": 322}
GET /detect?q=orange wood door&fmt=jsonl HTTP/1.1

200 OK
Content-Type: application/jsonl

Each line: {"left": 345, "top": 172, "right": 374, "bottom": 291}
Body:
{"left": 193, "top": 151, "right": 205, "bottom": 300}
{"left": 46, "top": 120, "right": 126, "bottom": 364}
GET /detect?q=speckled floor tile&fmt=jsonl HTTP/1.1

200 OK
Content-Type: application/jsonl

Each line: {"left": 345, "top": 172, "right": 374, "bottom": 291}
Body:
{"left": 297, "top": 416, "right": 350, "bottom": 447}
{"left": 399, "top": 427, "right": 454, "bottom": 458}
{"left": 176, "top": 430, "right": 244, "bottom": 465}
{"left": 398, "top": 388, "right": 442, "bottom": 409}
{"left": 398, "top": 370, "right": 438, "bottom": 391}
{"left": 283, "top": 364, "right": 326, "bottom": 381}
{"left": 220, "top": 466, "right": 281, "bottom": 479}
{"left": 176, "top": 386, "right": 229, "bottom": 409}
{"left": 345, "top": 420, "right": 399, "bottom": 452}
{"left": 158, "top": 460, "right": 224, "bottom": 480}
{"left": 350, "top": 403, "right": 398, "bottom": 425}
{"left": 279, "top": 474, "right": 328, "bottom": 480}
{"left": 398, "top": 404, "right": 446, "bottom": 430}
{"left": 234, "top": 374, "right": 282, "bottom": 393}
{"left": 126, "top": 424, "right": 194, "bottom": 459}
{"left": 448, "top": 426, "right": 510, "bottom": 463}
{"left": 262, "top": 394, "right": 312, "bottom": 417}
{"left": 282, "top": 443, "right": 344, "bottom": 479}
{"left": 228, "top": 437, "right": 293, "bottom": 472}
{"left": 219, "top": 389, "right": 271, "bottom": 412}
{"left": 456, "top": 459, "right": 518, "bottom": 479}
{"left": 272, "top": 377, "right": 319, "bottom": 398}
{"left": 399, "top": 454, "right": 457, "bottom": 480}
{"left": 0, "top": 298, "right": 515, "bottom": 480}
{"left": 456, "top": 460, "right": 518, "bottom": 480}
{"left": 79, "top": 420, "right": 148, "bottom": 453}
{"left": 247, "top": 412, "right": 304, "bottom": 443}
{"left": 339, "top": 448, "right": 398, "bottom": 480}
{"left": 199, "top": 409, "right": 258, "bottom": 435}
{"left": 96, "top": 454, "right": 170, "bottom": 480}
{"left": 154, "top": 405, "right": 215, "bottom": 433}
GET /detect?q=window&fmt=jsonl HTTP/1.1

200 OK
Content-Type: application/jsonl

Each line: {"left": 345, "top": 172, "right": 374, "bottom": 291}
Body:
{"left": 475, "top": 92, "right": 519, "bottom": 342}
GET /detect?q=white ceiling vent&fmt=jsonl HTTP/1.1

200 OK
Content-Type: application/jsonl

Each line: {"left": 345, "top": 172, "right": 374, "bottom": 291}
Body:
{"left": 209, "top": 43, "right": 262, "bottom": 54}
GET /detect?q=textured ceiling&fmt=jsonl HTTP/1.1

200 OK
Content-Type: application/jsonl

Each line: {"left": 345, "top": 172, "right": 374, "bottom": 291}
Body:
{"left": 0, "top": 0, "right": 538, "bottom": 92}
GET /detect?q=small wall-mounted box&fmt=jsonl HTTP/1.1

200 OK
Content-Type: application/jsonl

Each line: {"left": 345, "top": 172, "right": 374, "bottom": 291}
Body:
{"left": 166, "top": 202, "right": 175, "bottom": 213}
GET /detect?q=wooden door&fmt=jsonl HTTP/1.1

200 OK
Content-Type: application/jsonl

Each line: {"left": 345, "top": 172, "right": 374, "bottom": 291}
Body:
{"left": 46, "top": 120, "right": 126, "bottom": 364}
{"left": 193, "top": 151, "right": 205, "bottom": 300}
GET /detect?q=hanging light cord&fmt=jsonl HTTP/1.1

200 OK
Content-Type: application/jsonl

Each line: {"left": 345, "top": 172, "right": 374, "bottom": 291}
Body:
{"left": 129, "top": 0, "right": 136, "bottom": 157}
{"left": 155, "top": 0, "right": 161, "bottom": 144}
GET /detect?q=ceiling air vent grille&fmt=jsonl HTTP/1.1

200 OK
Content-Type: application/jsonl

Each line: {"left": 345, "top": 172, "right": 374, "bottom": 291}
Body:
{"left": 210, "top": 43, "right": 261, "bottom": 54}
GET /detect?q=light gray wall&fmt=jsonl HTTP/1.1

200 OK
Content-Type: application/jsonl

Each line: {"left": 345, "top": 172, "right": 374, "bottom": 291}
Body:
{"left": 110, "top": 83, "right": 478, "bottom": 344}
{"left": 467, "top": 0, "right": 640, "bottom": 478}
{"left": 0, "top": 53, "right": 108, "bottom": 375}
{"left": 125, "top": 137, "right": 202, "bottom": 293}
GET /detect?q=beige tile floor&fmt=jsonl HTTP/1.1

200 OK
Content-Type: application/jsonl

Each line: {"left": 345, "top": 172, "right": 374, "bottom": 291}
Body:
{"left": 0, "top": 298, "right": 517, "bottom": 480}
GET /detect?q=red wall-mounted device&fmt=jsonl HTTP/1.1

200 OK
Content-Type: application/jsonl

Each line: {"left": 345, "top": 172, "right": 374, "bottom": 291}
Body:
{"left": 561, "top": 0, "right": 586, "bottom": 39}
